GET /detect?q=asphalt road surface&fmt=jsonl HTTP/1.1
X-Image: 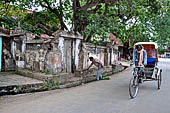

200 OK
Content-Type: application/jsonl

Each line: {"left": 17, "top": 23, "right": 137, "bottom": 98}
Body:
{"left": 0, "top": 58, "right": 170, "bottom": 113}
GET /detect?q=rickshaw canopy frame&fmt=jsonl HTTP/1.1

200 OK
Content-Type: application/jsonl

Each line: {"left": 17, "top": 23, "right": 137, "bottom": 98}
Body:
{"left": 135, "top": 42, "right": 158, "bottom": 49}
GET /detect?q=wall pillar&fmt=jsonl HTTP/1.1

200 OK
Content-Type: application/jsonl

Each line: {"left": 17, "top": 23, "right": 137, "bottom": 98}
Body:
{"left": 11, "top": 40, "right": 16, "bottom": 60}
{"left": 58, "top": 37, "right": 65, "bottom": 70}
{"left": 75, "top": 39, "right": 80, "bottom": 69}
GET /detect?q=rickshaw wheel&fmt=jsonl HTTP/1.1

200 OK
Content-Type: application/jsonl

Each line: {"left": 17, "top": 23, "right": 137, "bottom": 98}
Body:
{"left": 158, "top": 69, "right": 162, "bottom": 89}
{"left": 129, "top": 76, "right": 139, "bottom": 98}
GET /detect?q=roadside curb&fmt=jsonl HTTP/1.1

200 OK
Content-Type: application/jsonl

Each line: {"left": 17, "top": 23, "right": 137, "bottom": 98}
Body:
{"left": 1, "top": 65, "right": 125, "bottom": 96}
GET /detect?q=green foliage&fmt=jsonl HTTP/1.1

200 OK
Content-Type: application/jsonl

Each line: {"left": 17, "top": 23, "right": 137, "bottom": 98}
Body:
{"left": 153, "top": 12, "right": 170, "bottom": 49}
{"left": 158, "top": 48, "right": 165, "bottom": 54}
{"left": 0, "top": 0, "right": 169, "bottom": 48}
{"left": 82, "top": 0, "right": 163, "bottom": 44}
{"left": 20, "top": 11, "right": 59, "bottom": 35}
{"left": 56, "top": 82, "right": 61, "bottom": 86}
{"left": 44, "top": 78, "right": 61, "bottom": 89}
{"left": 0, "top": 0, "right": 61, "bottom": 35}
{"left": 45, "top": 69, "right": 50, "bottom": 75}
{"left": 46, "top": 78, "right": 55, "bottom": 89}
{"left": 0, "top": 17, "right": 18, "bottom": 29}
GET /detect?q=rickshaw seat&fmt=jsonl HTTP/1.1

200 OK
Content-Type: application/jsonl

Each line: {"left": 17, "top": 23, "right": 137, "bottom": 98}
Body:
{"left": 147, "top": 58, "right": 156, "bottom": 67}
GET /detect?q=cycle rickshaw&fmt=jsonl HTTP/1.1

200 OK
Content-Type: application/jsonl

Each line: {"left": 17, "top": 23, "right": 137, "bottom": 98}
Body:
{"left": 129, "top": 42, "right": 162, "bottom": 98}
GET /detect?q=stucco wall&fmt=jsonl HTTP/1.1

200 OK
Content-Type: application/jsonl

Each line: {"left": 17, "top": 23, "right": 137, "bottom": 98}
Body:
{"left": 80, "top": 43, "right": 119, "bottom": 70}
{"left": 24, "top": 39, "right": 63, "bottom": 73}
{"left": 23, "top": 37, "right": 81, "bottom": 74}
{"left": 15, "top": 31, "right": 119, "bottom": 74}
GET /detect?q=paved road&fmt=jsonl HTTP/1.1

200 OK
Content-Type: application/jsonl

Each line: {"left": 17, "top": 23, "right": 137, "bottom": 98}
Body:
{"left": 0, "top": 58, "right": 169, "bottom": 113}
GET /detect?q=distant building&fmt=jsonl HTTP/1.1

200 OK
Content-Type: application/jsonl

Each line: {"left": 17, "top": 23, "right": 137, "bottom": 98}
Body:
{"left": 110, "top": 33, "right": 124, "bottom": 60}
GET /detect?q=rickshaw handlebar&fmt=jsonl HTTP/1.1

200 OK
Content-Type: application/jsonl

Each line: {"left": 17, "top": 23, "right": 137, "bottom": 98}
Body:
{"left": 135, "top": 66, "right": 145, "bottom": 68}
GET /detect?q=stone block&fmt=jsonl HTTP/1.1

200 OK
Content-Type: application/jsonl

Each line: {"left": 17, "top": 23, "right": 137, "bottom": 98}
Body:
{"left": 52, "top": 73, "right": 69, "bottom": 84}
{"left": 33, "top": 61, "right": 40, "bottom": 72}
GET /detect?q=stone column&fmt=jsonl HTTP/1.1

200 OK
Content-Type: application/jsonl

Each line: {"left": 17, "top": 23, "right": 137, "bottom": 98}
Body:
{"left": 11, "top": 40, "right": 16, "bottom": 61}
{"left": 21, "top": 36, "right": 26, "bottom": 53}
{"left": 75, "top": 39, "right": 80, "bottom": 69}
{"left": 58, "top": 37, "right": 65, "bottom": 70}
{"left": 104, "top": 48, "right": 108, "bottom": 66}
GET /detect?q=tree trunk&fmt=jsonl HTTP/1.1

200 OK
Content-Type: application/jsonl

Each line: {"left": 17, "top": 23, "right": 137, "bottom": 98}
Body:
{"left": 59, "top": 0, "right": 67, "bottom": 30}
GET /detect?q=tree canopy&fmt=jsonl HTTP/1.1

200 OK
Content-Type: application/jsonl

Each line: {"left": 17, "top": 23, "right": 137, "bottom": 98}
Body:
{"left": 0, "top": 0, "right": 169, "bottom": 49}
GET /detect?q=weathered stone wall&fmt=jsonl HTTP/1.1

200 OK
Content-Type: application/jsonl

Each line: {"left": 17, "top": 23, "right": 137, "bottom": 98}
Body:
{"left": 80, "top": 43, "right": 119, "bottom": 70}
{"left": 45, "top": 50, "right": 63, "bottom": 73}
{"left": 24, "top": 39, "right": 64, "bottom": 74}
{"left": 15, "top": 30, "right": 119, "bottom": 75}
{"left": 2, "top": 35, "right": 26, "bottom": 71}
{"left": 3, "top": 47, "right": 15, "bottom": 70}
{"left": 21, "top": 33, "right": 82, "bottom": 74}
{"left": 15, "top": 36, "right": 26, "bottom": 69}
{"left": 10, "top": 24, "right": 26, "bottom": 70}
{"left": 2, "top": 37, "right": 16, "bottom": 71}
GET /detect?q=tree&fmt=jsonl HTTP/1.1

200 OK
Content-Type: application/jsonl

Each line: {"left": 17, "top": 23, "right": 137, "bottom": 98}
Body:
{"left": 153, "top": 12, "right": 170, "bottom": 49}
{"left": 21, "top": 11, "right": 60, "bottom": 35}
{"left": 0, "top": 0, "right": 169, "bottom": 48}
{"left": 0, "top": 0, "right": 62, "bottom": 35}
{"left": 77, "top": 0, "right": 165, "bottom": 44}
{"left": 0, "top": 0, "right": 26, "bottom": 29}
